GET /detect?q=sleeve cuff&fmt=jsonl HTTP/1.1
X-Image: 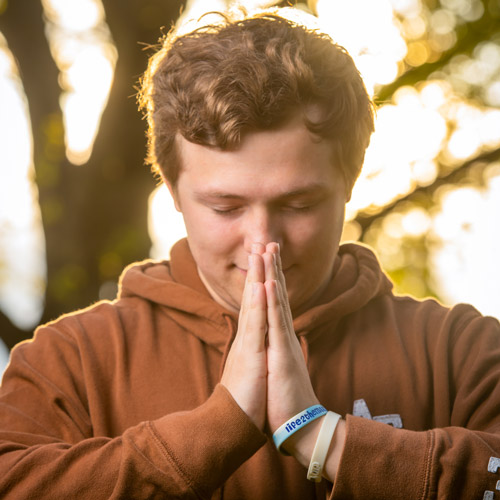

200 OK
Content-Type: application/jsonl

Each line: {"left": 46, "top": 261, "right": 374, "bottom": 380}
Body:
{"left": 150, "top": 384, "right": 267, "bottom": 497}
{"left": 332, "top": 415, "right": 432, "bottom": 499}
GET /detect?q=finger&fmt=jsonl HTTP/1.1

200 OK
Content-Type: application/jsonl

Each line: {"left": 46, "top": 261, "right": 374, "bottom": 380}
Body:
{"left": 244, "top": 253, "right": 265, "bottom": 297}
{"left": 263, "top": 246, "right": 293, "bottom": 334}
{"left": 239, "top": 253, "right": 264, "bottom": 323}
{"left": 274, "top": 246, "right": 287, "bottom": 290}
{"left": 263, "top": 242, "right": 281, "bottom": 282}
{"left": 241, "top": 280, "right": 267, "bottom": 351}
{"left": 263, "top": 251, "right": 277, "bottom": 282}
{"left": 275, "top": 272, "right": 294, "bottom": 333}
{"left": 265, "top": 243, "right": 288, "bottom": 297}
{"left": 252, "top": 242, "right": 266, "bottom": 255}
{"left": 240, "top": 252, "right": 267, "bottom": 336}
{"left": 271, "top": 282, "right": 293, "bottom": 340}
{"left": 265, "top": 279, "right": 289, "bottom": 349}
{"left": 265, "top": 242, "right": 279, "bottom": 255}
{"left": 249, "top": 252, "right": 265, "bottom": 284}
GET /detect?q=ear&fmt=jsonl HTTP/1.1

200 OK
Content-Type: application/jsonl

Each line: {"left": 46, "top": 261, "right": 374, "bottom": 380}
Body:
{"left": 163, "top": 176, "right": 182, "bottom": 212}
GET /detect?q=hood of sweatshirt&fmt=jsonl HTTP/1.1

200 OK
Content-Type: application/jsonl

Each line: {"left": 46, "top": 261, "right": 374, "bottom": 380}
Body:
{"left": 118, "top": 238, "right": 393, "bottom": 353}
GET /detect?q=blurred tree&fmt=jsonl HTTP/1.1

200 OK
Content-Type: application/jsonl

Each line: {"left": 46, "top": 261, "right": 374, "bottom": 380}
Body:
{"left": 356, "top": 0, "right": 500, "bottom": 302}
{"left": 308, "top": 0, "right": 500, "bottom": 305}
{"left": 0, "top": 0, "right": 185, "bottom": 348}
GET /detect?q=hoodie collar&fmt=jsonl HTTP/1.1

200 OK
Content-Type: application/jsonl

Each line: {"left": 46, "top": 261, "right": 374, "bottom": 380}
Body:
{"left": 118, "top": 239, "right": 392, "bottom": 351}
{"left": 293, "top": 243, "right": 393, "bottom": 341}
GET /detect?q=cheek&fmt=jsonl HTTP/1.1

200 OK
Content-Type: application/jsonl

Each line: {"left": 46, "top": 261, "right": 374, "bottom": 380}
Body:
{"left": 183, "top": 211, "right": 240, "bottom": 255}
{"left": 287, "top": 213, "right": 340, "bottom": 249}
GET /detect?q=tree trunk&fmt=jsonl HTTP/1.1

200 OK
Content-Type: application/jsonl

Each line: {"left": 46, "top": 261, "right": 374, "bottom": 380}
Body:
{"left": 0, "top": 0, "right": 185, "bottom": 349}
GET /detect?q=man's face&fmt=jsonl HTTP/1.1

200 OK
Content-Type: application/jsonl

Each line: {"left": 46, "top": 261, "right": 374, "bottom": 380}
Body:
{"left": 168, "top": 115, "right": 349, "bottom": 315}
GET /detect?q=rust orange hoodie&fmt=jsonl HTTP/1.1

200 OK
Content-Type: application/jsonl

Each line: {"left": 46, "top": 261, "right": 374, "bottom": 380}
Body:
{"left": 1, "top": 239, "right": 500, "bottom": 499}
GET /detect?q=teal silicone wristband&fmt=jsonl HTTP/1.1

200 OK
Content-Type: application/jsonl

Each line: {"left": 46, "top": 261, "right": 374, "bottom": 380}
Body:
{"left": 272, "top": 404, "right": 327, "bottom": 453}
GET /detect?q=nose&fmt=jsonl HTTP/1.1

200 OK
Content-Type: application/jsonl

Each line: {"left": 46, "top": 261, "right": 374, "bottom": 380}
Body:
{"left": 243, "top": 207, "right": 282, "bottom": 252}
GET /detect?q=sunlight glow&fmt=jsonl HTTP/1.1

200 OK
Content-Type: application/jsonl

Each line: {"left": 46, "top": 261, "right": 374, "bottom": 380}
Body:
{"left": 401, "top": 207, "right": 432, "bottom": 237}
{"left": 435, "top": 40, "right": 500, "bottom": 107}
{"left": 60, "top": 46, "right": 114, "bottom": 165}
{"left": 175, "top": 0, "right": 230, "bottom": 35}
{"left": 346, "top": 82, "right": 448, "bottom": 219}
{"left": 430, "top": 171, "right": 500, "bottom": 318}
{"left": 0, "top": 338, "right": 9, "bottom": 379}
{"left": 389, "top": 0, "right": 422, "bottom": 17}
{"left": 440, "top": 0, "right": 484, "bottom": 22}
{"left": 150, "top": 1, "right": 500, "bottom": 315}
{"left": 2, "top": 0, "right": 499, "bottom": 340}
{"left": 445, "top": 104, "right": 500, "bottom": 162}
{"left": 0, "top": 40, "right": 46, "bottom": 330}
{"left": 347, "top": 77, "right": 500, "bottom": 221}
{"left": 42, "top": 0, "right": 116, "bottom": 165}
{"left": 316, "top": 0, "right": 407, "bottom": 94}
{"left": 148, "top": 185, "right": 187, "bottom": 260}
{"left": 42, "top": 0, "right": 103, "bottom": 32}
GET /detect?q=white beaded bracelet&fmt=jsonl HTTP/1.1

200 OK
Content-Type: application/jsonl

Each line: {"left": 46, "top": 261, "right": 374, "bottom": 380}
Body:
{"left": 307, "top": 411, "right": 341, "bottom": 482}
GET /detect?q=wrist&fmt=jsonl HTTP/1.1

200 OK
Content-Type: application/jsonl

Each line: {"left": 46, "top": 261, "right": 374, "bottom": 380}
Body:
{"left": 282, "top": 416, "right": 346, "bottom": 483}
{"left": 281, "top": 415, "right": 324, "bottom": 464}
{"left": 272, "top": 404, "right": 326, "bottom": 453}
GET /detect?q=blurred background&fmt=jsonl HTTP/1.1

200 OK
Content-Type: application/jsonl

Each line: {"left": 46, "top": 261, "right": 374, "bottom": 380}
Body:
{"left": 0, "top": 0, "right": 499, "bottom": 374}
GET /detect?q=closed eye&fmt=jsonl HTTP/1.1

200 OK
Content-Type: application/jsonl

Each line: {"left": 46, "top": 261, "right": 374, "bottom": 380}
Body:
{"left": 284, "top": 204, "right": 314, "bottom": 212}
{"left": 211, "top": 206, "right": 241, "bottom": 215}
{"left": 281, "top": 200, "right": 322, "bottom": 213}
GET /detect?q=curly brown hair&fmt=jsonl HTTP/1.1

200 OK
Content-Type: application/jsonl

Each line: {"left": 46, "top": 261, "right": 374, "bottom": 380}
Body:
{"left": 138, "top": 10, "right": 375, "bottom": 192}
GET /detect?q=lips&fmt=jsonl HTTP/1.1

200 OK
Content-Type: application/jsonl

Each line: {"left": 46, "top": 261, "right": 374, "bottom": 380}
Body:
{"left": 235, "top": 264, "right": 292, "bottom": 275}
{"left": 233, "top": 259, "right": 293, "bottom": 276}
{"left": 281, "top": 264, "right": 292, "bottom": 274}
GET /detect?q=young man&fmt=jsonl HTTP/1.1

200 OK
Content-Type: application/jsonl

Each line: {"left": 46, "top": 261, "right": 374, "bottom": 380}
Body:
{"left": 1, "top": 9, "right": 500, "bottom": 499}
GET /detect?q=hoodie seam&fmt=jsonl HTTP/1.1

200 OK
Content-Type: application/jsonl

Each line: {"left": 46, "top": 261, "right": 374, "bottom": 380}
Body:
{"left": 147, "top": 420, "right": 207, "bottom": 500}
{"left": 420, "top": 430, "right": 435, "bottom": 500}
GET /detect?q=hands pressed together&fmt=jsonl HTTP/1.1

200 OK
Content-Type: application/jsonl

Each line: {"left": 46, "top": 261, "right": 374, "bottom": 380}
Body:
{"left": 221, "top": 242, "right": 345, "bottom": 482}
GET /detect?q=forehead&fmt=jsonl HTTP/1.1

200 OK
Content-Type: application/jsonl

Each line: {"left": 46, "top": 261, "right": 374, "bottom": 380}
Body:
{"left": 174, "top": 118, "right": 341, "bottom": 197}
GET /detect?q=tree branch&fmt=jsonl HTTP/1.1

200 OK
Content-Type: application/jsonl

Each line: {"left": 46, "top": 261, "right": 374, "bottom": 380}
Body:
{"left": 355, "top": 146, "right": 500, "bottom": 236}
{"left": 375, "top": 0, "right": 499, "bottom": 104}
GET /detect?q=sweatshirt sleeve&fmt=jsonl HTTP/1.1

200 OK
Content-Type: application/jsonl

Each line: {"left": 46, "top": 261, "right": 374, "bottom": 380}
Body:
{"left": 331, "top": 307, "right": 500, "bottom": 499}
{"left": 0, "top": 329, "right": 266, "bottom": 499}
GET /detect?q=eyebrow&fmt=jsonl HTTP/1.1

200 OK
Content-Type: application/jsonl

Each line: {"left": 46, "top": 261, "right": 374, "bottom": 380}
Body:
{"left": 194, "top": 184, "right": 331, "bottom": 202}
